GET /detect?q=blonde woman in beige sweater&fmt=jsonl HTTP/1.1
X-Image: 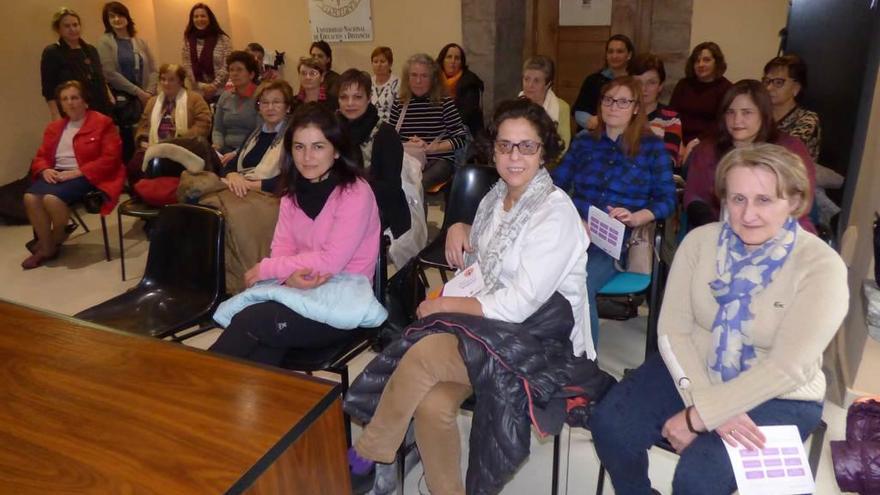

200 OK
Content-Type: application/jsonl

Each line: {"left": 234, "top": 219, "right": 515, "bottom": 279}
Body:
{"left": 590, "top": 143, "right": 848, "bottom": 495}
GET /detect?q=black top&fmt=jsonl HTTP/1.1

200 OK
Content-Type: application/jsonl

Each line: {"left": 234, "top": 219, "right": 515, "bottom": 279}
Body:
{"left": 41, "top": 39, "right": 112, "bottom": 116}
{"left": 453, "top": 69, "right": 485, "bottom": 139}
{"left": 340, "top": 104, "right": 411, "bottom": 237}
{"left": 222, "top": 129, "right": 282, "bottom": 193}
{"left": 295, "top": 173, "right": 339, "bottom": 220}
{"left": 572, "top": 69, "right": 613, "bottom": 131}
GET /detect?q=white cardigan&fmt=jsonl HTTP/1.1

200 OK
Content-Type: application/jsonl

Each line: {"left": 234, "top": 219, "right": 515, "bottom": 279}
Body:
{"left": 474, "top": 188, "right": 593, "bottom": 358}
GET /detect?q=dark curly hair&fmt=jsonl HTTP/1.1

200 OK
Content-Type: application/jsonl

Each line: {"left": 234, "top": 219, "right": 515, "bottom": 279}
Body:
{"left": 226, "top": 50, "right": 259, "bottom": 82}
{"left": 715, "top": 79, "right": 778, "bottom": 156}
{"left": 281, "top": 102, "right": 362, "bottom": 198}
{"left": 484, "top": 98, "right": 565, "bottom": 165}
{"left": 685, "top": 41, "right": 727, "bottom": 80}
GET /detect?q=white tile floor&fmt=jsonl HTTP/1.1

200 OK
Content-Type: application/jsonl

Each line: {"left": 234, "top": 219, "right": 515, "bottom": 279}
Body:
{"left": 0, "top": 200, "right": 848, "bottom": 494}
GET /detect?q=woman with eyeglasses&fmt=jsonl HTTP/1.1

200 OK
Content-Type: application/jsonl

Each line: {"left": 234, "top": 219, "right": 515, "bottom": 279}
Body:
{"left": 553, "top": 76, "right": 676, "bottom": 349}
{"left": 591, "top": 143, "right": 847, "bottom": 495}
{"left": 345, "top": 99, "right": 606, "bottom": 494}
{"left": 219, "top": 80, "right": 293, "bottom": 198}
{"left": 763, "top": 54, "right": 821, "bottom": 162}
{"left": 572, "top": 34, "right": 634, "bottom": 132}
{"left": 683, "top": 80, "right": 817, "bottom": 233}
{"left": 295, "top": 56, "right": 336, "bottom": 110}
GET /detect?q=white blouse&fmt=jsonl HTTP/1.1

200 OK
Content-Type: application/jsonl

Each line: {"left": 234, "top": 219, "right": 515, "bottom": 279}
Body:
{"left": 54, "top": 118, "right": 84, "bottom": 170}
{"left": 474, "top": 188, "right": 593, "bottom": 358}
{"left": 371, "top": 74, "right": 400, "bottom": 122}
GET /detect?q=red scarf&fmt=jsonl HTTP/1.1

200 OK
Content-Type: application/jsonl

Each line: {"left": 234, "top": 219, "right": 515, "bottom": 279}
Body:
{"left": 187, "top": 31, "right": 218, "bottom": 83}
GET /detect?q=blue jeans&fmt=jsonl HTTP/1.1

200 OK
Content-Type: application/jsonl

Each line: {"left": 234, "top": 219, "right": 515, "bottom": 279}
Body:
{"left": 590, "top": 354, "right": 823, "bottom": 495}
{"left": 586, "top": 244, "right": 619, "bottom": 348}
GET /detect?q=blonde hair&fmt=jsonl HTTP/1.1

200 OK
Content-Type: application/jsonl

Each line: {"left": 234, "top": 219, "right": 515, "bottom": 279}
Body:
{"left": 715, "top": 143, "right": 811, "bottom": 217}
{"left": 52, "top": 7, "right": 80, "bottom": 31}
{"left": 398, "top": 53, "right": 445, "bottom": 105}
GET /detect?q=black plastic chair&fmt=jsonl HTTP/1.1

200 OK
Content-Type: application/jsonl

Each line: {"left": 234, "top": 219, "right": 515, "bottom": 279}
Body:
{"left": 280, "top": 235, "right": 391, "bottom": 447}
{"left": 76, "top": 204, "right": 225, "bottom": 340}
{"left": 117, "top": 157, "right": 186, "bottom": 280}
{"left": 595, "top": 220, "right": 667, "bottom": 358}
{"left": 69, "top": 190, "right": 111, "bottom": 261}
{"left": 416, "top": 165, "right": 499, "bottom": 286}
{"left": 593, "top": 420, "right": 828, "bottom": 494}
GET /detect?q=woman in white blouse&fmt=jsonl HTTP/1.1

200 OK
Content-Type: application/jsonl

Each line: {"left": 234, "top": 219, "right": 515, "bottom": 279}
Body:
{"left": 348, "top": 98, "right": 591, "bottom": 493}
{"left": 369, "top": 46, "right": 399, "bottom": 122}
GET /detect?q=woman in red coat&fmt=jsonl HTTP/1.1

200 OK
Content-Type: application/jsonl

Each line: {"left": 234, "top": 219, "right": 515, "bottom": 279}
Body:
{"left": 23, "top": 80, "right": 125, "bottom": 269}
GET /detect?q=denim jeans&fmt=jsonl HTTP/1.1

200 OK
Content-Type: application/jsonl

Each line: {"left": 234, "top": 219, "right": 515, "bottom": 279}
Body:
{"left": 586, "top": 243, "right": 620, "bottom": 348}
{"left": 590, "top": 354, "right": 823, "bottom": 495}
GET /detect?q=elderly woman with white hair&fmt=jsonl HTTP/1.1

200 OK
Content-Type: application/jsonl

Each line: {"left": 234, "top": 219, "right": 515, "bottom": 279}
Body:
{"left": 388, "top": 52, "right": 469, "bottom": 190}
{"left": 590, "top": 143, "right": 848, "bottom": 495}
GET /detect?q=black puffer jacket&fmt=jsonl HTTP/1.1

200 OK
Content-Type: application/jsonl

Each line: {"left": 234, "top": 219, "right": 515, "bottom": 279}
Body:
{"left": 832, "top": 399, "right": 880, "bottom": 494}
{"left": 344, "top": 293, "right": 615, "bottom": 495}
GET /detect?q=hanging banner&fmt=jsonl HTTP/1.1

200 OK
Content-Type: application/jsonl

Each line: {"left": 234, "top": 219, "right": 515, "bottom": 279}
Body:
{"left": 309, "top": 0, "right": 373, "bottom": 42}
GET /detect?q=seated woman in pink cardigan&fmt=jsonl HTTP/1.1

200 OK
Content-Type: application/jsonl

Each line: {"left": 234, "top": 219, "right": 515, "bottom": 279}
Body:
{"left": 209, "top": 102, "right": 381, "bottom": 366}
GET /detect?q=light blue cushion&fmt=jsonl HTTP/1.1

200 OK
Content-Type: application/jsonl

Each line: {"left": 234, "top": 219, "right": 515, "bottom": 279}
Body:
{"left": 598, "top": 272, "right": 651, "bottom": 295}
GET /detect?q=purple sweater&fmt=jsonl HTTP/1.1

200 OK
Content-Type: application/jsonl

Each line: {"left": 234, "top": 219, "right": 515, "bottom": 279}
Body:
{"left": 258, "top": 178, "right": 381, "bottom": 282}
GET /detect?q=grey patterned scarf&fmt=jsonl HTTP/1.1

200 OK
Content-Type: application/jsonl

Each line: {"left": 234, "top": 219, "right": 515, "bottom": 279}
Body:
{"left": 465, "top": 167, "right": 556, "bottom": 294}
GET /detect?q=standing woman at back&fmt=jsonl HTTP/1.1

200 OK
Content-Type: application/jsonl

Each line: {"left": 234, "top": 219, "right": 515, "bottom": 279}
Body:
{"left": 572, "top": 34, "right": 633, "bottom": 132}
{"left": 97, "top": 1, "right": 158, "bottom": 162}
{"left": 41, "top": 7, "right": 112, "bottom": 120}
{"left": 181, "top": 2, "right": 231, "bottom": 103}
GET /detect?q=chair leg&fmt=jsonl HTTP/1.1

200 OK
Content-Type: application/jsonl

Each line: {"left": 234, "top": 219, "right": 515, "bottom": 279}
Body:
{"left": 396, "top": 441, "right": 407, "bottom": 495}
{"left": 118, "top": 207, "right": 126, "bottom": 281}
{"left": 552, "top": 434, "right": 560, "bottom": 495}
{"left": 340, "top": 366, "right": 353, "bottom": 448}
{"left": 808, "top": 419, "right": 827, "bottom": 476}
{"left": 438, "top": 268, "right": 449, "bottom": 284}
{"left": 100, "top": 215, "right": 110, "bottom": 261}
{"left": 417, "top": 265, "right": 430, "bottom": 290}
{"left": 72, "top": 208, "right": 90, "bottom": 233}
{"left": 596, "top": 462, "right": 606, "bottom": 495}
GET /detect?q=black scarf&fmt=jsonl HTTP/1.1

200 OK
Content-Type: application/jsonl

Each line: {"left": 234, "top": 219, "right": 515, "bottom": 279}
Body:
{"left": 294, "top": 173, "right": 339, "bottom": 220}
{"left": 340, "top": 103, "right": 380, "bottom": 146}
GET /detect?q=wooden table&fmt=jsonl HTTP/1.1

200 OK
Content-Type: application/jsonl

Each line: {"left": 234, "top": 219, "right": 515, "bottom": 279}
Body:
{"left": 0, "top": 300, "right": 352, "bottom": 494}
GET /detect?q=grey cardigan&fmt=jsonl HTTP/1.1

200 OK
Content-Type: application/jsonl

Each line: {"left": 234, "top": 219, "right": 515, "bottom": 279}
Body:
{"left": 96, "top": 32, "right": 158, "bottom": 96}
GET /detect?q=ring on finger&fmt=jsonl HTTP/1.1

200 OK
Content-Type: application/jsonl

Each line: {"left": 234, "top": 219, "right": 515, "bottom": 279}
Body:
{"left": 730, "top": 428, "right": 738, "bottom": 435}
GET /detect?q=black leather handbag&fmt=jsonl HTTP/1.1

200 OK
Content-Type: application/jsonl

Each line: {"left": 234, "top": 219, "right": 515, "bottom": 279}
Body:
{"left": 111, "top": 90, "right": 143, "bottom": 127}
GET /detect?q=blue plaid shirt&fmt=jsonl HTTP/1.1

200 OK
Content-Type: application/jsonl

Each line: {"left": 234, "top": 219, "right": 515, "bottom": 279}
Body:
{"left": 552, "top": 132, "right": 675, "bottom": 222}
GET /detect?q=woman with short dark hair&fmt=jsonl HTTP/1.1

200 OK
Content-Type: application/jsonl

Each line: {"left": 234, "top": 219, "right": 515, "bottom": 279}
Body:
{"left": 763, "top": 54, "right": 821, "bottom": 162}
{"left": 310, "top": 40, "right": 339, "bottom": 99}
{"left": 572, "top": 34, "right": 634, "bottom": 132}
{"left": 181, "top": 2, "right": 232, "bottom": 102}
{"left": 437, "top": 42, "right": 484, "bottom": 138}
{"left": 684, "top": 79, "right": 818, "bottom": 233}
{"left": 23, "top": 81, "right": 125, "bottom": 269}
{"left": 346, "top": 99, "right": 604, "bottom": 495}
{"left": 213, "top": 51, "right": 261, "bottom": 160}
{"left": 670, "top": 42, "right": 732, "bottom": 146}
{"left": 41, "top": 7, "right": 112, "bottom": 119}
{"left": 631, "top": 53, "right": 683, "bottom": 166}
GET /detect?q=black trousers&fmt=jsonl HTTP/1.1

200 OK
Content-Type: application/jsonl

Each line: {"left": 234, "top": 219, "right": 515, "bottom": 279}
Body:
{"left": 209, "top": 301, "right": 352, "bottom": 366}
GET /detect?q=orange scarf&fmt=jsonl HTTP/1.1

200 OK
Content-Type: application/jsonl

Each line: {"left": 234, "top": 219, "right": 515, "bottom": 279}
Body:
{"left": 442, "top": 70, "right": 463, "bottom": 97}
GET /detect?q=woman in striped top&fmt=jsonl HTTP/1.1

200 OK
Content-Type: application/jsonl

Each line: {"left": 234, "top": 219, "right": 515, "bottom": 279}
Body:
{"left": 388, "top": 53, "right": 469, "bottom": 190}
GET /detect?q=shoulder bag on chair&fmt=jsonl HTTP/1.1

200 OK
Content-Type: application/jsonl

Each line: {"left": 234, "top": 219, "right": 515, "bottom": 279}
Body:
{"left": 624, "top": 222, "right": 655, "bottom": 275}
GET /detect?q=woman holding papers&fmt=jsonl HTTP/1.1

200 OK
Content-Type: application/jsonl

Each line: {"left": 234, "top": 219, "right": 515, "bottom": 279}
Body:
{"left": 552, "top": 76, "right": 675, "bottom": 348}
{"left": 590, "top": 143, "right": 848, "bottom": 495}
{"left": 344, "top": 99, "right": 609, "bottom": 495}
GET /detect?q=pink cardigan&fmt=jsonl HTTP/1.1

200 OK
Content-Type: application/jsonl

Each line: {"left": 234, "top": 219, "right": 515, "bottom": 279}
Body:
{"left": 258, "top": 178, "right": 381, "bottom": 282}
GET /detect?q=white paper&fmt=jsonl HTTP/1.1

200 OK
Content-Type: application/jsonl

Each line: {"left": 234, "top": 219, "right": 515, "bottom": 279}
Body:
{"left": 587, "top": 205, "right": 625, "bottom": 260}
{"left": 559, "top": 0, "right": 612, "bottom": 26}
{"left": 442, "top": 263, "right": 485, "bottom": 297}
{"left": 724, "top": 425, "right": 815, "bottom": 495}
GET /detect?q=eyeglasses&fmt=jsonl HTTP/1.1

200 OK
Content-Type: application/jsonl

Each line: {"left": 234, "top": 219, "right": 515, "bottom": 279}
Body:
{"left": 601, "top": 96, "right": 636, "bottom": 109}
{"left": 494, "top": 140, "right": 542, "bottom": 155}
{"left": 258, "top": 100, "right": 287, "bottom": 108}
{"left": 762, "top": 77, "right": 790, "bottom": 88}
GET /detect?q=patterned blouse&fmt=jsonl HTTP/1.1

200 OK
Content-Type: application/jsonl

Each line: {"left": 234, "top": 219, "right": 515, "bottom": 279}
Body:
{"left": 371, "top": 74, "right": 400, "bottom": 122}
{"left": 778, "top": 106, "right": 821, "bottom": 162}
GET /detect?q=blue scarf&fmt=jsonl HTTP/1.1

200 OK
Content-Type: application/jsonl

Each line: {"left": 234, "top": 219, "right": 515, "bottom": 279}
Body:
{"left": 708, "top": 217, "right": 798, "bottom": 382}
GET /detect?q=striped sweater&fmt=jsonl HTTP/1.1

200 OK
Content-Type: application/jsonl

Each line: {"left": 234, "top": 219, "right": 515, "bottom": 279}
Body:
{"left": 388, "top": 95, "right": 468, "bottom": 162}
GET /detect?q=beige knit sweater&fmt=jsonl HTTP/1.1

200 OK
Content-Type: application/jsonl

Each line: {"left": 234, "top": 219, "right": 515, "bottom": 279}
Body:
{"left": 659, "top": 222, "right": 848, "bottom": 430}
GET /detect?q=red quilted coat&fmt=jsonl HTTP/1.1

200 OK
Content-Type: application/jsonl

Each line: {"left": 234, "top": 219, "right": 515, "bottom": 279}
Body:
{"left": 30, "top": 110, "right": 125, "bottom": 215}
